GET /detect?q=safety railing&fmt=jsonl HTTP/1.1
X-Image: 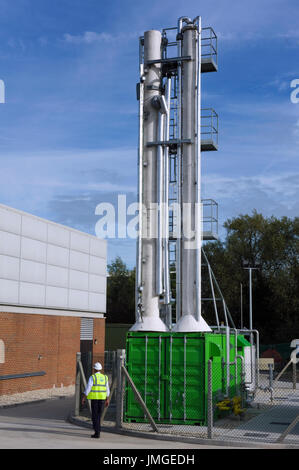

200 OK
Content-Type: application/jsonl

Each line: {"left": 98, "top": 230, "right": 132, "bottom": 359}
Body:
{"left": 202, "top": 199, "right": 218, "bottom": 240}
{"left": 201, "top": 108, "right": 218, "bottom": 151}
{"left": 201, "top": 27, "right": 218, "bottom": 72}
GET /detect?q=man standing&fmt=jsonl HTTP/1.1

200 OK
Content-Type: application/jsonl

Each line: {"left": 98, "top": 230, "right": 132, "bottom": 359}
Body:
{"left": 82, "top": 362, "right": 110, "bottom": 438}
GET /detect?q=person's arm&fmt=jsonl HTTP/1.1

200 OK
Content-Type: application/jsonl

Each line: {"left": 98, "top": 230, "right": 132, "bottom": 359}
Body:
{"left": 105, "top": 376, "right": 110, "bottom": 407}
{"left": 82, "top": 376, "right": 93, "bottom": 405}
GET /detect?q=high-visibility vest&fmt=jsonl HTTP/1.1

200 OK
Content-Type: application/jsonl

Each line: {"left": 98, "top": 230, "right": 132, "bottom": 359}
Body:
{"left": 87, "top": 372, "right": 108, "bottom": 400}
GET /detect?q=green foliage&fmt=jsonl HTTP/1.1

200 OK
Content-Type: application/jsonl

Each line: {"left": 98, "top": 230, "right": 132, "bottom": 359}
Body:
{"left": 203, "top": 211, "right": 299, "bottom": 343}
{"left": 106, "top": 256, "right": 135, "bottom": 324}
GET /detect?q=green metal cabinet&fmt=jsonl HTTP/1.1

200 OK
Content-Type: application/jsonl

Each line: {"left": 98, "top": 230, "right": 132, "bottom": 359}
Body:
{"left": 124, "top": 331, "right": 250, "bottom": 425}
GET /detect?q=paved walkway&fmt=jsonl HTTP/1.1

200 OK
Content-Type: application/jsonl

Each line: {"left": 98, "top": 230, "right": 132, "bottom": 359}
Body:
{"left": 0, "top": 397, "right": 233, "bottom": 449}
{"left": 0, "top": 389, "right": 298, "bottom": 449}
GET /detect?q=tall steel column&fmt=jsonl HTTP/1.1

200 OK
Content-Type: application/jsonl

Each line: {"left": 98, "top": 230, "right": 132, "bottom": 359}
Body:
{"left": 131, "top": 30, "right": 168, "bottom": 332}
{"left": 131, "top": 17, "right": 217, "bottom": 333}
{"left": 173, "top": 19, "right": 210, "bottom": 332}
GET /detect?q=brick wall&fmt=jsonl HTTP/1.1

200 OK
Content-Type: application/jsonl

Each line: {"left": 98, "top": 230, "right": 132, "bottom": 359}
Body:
{"left": 92, "top": 317, "right": 106, "bottom": 370}
{"left": 0, "top": 312, "right": 105, "bottom": 396}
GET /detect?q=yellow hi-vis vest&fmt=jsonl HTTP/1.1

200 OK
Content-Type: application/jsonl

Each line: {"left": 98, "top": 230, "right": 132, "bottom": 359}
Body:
{"left": 87, "top": 372, "right": 108, "bottom": 400}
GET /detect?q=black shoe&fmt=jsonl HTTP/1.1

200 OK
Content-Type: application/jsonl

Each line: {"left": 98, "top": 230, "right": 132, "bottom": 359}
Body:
{"left": 91, "top": 433, "right": 100, "bottom": 438}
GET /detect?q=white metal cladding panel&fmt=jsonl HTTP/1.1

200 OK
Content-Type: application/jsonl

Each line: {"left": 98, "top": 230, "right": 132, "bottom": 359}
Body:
{"left": 46, "top": 265, "right": 68, "bottom": 288}
{"left": 90, "top": 237, "right": 106, "bottom": 258}
{"left": 89, "top": 292, "right": 106, "bottom": 312}
{"left": 89, "top": 255, "right": 106, "bottom": 276}
{"left": 0, "top": 204, "right": 106, "bottom": 312}
{"left": 0, "top": 279, "right": 19, "bottom": 303}
{"left": 69, "top": 289, "right": 89, "bottom": 310}
{"left": 69, "top": 250, "right": 89, "bottom": 272}
{"left": 89, "top": 274, "right": 105, "bottom": 294}
{"left": 70, "top": 231, "right": 90, "bottom": 253}
{"left": 69, "top": 270, "right": 89, "bottom": 291}
{"left": 0, "top": 254, "right": 19, "bottom": 280}
{"left": 20, "top": 259, "right": 46, "bottom": 284}
{"left": 47, "top": 244, "right": 69, "bottom": 268}
{"left": 21, "top": 216, "right": 47, "bottom": 242}
{"left": 0, "top": 207, "right": 21, "bottom": 234}
{"left": 19, "top": 282, "right": 46, "bottom": 306}
{"left": 46, "top": 286, "right": 68, "bottom": 308}
{"left": 21, "top": 238, "right": 47, "bottom": 263}
{"left": 0, "top": 231, "right": 20, "bottom": 257}
{"left": 47, "top": 224, "right": 70, "bottom": 248}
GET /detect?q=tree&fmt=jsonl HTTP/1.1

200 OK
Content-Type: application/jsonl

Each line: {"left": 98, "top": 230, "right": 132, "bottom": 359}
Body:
{"left": 106, "top": 256, "right": 135, "bottom": 324}
{"left": 203, "top": 211, "right": 299, "bottom": 343}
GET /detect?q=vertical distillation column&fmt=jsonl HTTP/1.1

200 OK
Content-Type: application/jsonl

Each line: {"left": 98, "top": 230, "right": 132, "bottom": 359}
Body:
{"left": 173, "top": 19, "right": 211, "bottom": 332}
{"left": 131, "top": 30, "right": 168, "bottom": 332}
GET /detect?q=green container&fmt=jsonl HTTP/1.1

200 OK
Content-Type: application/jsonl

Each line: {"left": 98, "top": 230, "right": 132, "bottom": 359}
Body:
{"left": 124, "top": 331, "right": 250, "bottom": 425}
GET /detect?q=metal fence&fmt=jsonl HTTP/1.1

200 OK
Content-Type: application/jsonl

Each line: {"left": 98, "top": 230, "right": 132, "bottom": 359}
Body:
{"left": 74, "top": 349, "right": 299, "bottom": 446}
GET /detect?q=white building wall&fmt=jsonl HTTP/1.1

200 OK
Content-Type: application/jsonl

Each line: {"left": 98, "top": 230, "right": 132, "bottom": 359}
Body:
{"left": 0, "top": 204, "right": 106, "bottom": 313}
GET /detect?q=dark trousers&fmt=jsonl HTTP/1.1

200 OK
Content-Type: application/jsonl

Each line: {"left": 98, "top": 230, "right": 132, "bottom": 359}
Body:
{"left": 91, "top": 400, "right": 105, "bottom": 435}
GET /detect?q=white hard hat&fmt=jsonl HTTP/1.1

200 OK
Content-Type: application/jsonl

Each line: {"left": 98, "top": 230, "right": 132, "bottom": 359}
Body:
{"left": 93, "top": 362, "right": 102, "bottom": 371}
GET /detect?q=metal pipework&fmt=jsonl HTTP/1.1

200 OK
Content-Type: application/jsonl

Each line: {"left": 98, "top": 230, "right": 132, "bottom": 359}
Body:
{"left": 173, "top": 18, "right": 210, "bottom": 332}
{"left": 177, "top": 16, "right": 192, "bottom": 35}
{"left": 154, "top": 93, "right": 169, "bottom": 300}
{"left": 195, "top": 16, "right": 202, "bottom": 323}
{"left": 225, "top": 326, "right": 230, "bottom": 396}
{"left": 163, "top": 78, "right": 172, "bottom": 308}
{"left": 237, "top": 328, "right": 260, "bottom": 389}
{"left": 131, "top": 30, "right": 168, "bottom": 332}
{"left": 136, "top": 38, "right": 145, "bottom": 324}
{"left": 211, "top": 325, "right": 257, "bottom": 396}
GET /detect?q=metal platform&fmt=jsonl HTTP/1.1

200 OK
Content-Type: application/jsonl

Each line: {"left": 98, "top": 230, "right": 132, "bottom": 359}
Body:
{"left": 203, "top": 231, "right": 219, "bottom": 241}
{"left": 201, "top": 57, "right": 218, "bottom": 73}
{"left": 201, "top": 139, "right": 218, "bottom": 152}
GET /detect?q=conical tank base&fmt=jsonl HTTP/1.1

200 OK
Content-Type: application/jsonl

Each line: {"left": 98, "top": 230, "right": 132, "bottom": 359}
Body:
{"left": 172, "top": 314, "right": 212, "bottom": 333}
{"left": 129, "top": 316, "right": 169, "bottom": 332}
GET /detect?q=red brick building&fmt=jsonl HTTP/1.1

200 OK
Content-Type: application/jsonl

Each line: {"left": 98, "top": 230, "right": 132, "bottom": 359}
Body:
{"left": 0, "top": 204, "right": 106, "bottom": 396}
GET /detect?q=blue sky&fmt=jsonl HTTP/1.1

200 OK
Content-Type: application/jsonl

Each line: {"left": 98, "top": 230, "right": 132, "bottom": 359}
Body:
{"left": 0, "top": 0, "right": 298, "bottom": 267}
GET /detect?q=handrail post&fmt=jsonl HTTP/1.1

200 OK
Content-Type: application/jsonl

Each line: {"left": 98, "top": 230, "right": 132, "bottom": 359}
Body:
{"left": 75, "top": 352, "right": 81, "bottom": 417}
{"left": 115, "top": 349, "right": 125, "bottom": 430}
{"left": 207, "top": 359, "right": 213, "bottom": 439}
{"left": 277, "top": 415, "right": 299, "bottom": 443}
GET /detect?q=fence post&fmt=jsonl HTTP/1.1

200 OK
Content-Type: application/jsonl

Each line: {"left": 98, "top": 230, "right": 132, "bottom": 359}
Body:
{"left": 276, "top": 415, "right": 299, "bottom": 443}
{"left": 122, "top": 365, "right": 158, "bottom": 433}
{"left": 293, "top": 361, "right": 297, "bottom": 390}
{"left": 115, "top": 349, "right": 125, "bottom": 430}
{"left": 207, "top": 359, "right": 213, "bottom": 439}
{"left": 75, "top": 352, "right": 81, "bottom": 417}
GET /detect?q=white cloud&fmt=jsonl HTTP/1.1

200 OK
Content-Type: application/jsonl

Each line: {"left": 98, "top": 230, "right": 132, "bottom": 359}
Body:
{"left": 64, "top": 31, "right": 114, "bottom": 44}
{"left": 63, "top": 30, "right": 138, "bottom": 45}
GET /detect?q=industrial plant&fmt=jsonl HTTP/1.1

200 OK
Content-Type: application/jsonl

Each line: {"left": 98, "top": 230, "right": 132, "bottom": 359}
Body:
{"left": 124, "top": 16, "right": 257, "bottom": 426}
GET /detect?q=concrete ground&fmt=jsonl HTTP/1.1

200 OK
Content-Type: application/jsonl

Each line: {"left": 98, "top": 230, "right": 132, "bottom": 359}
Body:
{"left": 0, "top": 396, "right": 237, "bottom": 449}
{"left": 0, "top": 394, "right": 297, "bottom": 450}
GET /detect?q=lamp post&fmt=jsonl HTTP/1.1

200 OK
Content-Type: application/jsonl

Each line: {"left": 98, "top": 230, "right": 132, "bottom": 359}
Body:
{"left": 241, "top": 259, "right": 261, "bottom": 344}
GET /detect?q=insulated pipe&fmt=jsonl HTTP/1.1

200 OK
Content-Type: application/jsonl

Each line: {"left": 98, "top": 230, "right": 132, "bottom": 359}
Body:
{"left": 237, "top": 328, "right": 260, "bottom": 388}
{"left": 181, "top": 25, "right": 196, "bottom": 319}
{"left": 130, "top": 30, "right": 168, "bottom": 332}
{"left": 194, "top": 16, "right": 202, "bottom": 323}
{"left": 156, "top": 93, "right": 169, "bottom": 301}
{"left": 177, "top": 16, "right": 192, "bottom": 34}
{"left": 163, "top": 78, "right": 171, "bottom": 307}
{"left": 156, "top": 109, "right": 164, "bottom": 296}
{"left": 135, "top": 39, "right": 145, "bottom": 323}
{"left": 173, "top": 21, "right": 210, "bottom": 332}
{"left": 175, "top": 25, "right": 183, "bottom": 325}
